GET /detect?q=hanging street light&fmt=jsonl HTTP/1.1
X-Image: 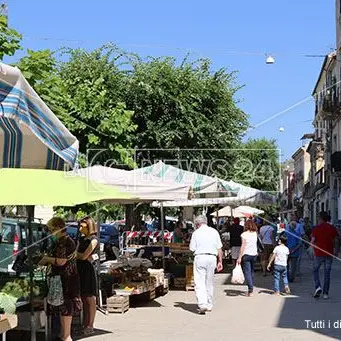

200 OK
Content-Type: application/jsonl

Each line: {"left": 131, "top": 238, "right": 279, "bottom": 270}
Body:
{"left": 266, "top": 54, "right": 275, "bottom": 64}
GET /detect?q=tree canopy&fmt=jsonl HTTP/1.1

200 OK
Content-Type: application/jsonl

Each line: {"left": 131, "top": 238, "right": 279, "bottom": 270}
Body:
{"left": 0, "top": 14, "right": 21, "bottom": 60}
{"left": 0, "top": 14, "right": 279, "bottom": 218}
{"left": 125, "top": 56, "right": 249, "bottom": 175}
{"left": 232, "top": 138, "right": 280, "bottom": 192}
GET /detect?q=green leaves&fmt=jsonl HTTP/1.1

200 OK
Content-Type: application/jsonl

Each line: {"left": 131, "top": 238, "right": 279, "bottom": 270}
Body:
{"left": 0, "top": 14, "right": 22, "bottom": 60}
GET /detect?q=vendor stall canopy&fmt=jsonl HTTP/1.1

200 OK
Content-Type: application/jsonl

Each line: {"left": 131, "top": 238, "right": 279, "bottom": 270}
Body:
{"left": 0, "top": 168, "right": 136, "bottom": 206}
{"left": 134, "top": 161, "right": 276, "bottom": 205}
{"left": 0, "top": 63, "right": 79, "bottom": 170}
{"left": 73, "top": 165, "right": 192, "bottom": 202}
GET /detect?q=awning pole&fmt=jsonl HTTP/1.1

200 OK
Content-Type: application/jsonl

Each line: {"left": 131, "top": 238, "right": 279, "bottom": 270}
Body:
{"left": 160, "top": 202, "right": 165, "bottom": 269}
{"left": 27, "top": 205, "right": 36, "bottom": 341}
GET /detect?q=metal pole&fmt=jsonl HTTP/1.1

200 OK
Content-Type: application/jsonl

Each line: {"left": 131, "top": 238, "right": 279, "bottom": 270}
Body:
{"left": 26, "top": 205, "right": 36, "bottom": 341}
{"left": 160, "top": 202, "right": 165, "bottom": 269}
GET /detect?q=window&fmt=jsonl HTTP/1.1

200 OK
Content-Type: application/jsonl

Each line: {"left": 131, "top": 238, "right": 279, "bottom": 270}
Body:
{"left": 0, "top": 224, "right": 15, "bottom": 244}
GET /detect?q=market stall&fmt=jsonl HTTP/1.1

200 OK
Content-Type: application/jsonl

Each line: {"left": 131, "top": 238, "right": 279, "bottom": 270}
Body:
{"left": 0, "top": 168, "right": 135, "bottom": 340}
{"left": 99, "top": 258, "right": 168, "bottom": 313}
{"left": 0, "top": 61, "right": 80, "bottom": 341}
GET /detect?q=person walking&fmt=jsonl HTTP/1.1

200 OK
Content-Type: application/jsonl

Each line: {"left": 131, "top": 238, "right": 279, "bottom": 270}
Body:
{"left": 259, "top": 220, "right": 275, "bottom": 276}
{"left": 226, "top": 217, "right": 244, "bottom": 268}
{"left": 285, "top": 222, "right": 301, "bottom": 283}
{"left": 237, "top": 220, "right": 258, "bottom": 297}
{"left": 311, "top": 211, "right": 338, "bottom": 299}
{"left": 267, "top": 234, "right": 291, "bottom": 295}
{"left": 189, "top": 215, "right": 223, "bottom": 314}
{"left": 285, "top": 216, "right": 306, "bottom": 276}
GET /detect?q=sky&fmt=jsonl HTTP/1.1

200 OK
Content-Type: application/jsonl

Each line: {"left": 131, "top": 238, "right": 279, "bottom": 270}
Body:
{"left": 6, "top": 0, "right": 336, "bottom": 161}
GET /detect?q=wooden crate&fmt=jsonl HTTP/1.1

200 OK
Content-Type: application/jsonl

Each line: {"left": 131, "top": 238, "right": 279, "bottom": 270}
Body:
{"left": 163, "top": 278, "right": 169, "bottom": 289}
{"left": 149, "top": 289, "right": 156, "bottom": 300}
{"left": 173, "top": 277, "right": 186, "bottom": 289}
{"left": 186, "top": 265, "right": 194, "bottom": 285}
{"left": 186, "top": 284, "right": 195, "bottom": 291}
{"left": 107, "top": 296, "right": 130, "bottom": 314}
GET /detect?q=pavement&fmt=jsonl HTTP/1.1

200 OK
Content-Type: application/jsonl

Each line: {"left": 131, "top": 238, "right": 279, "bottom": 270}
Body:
{"left": 82, "top": 255, "right": 341, "bottom": 341}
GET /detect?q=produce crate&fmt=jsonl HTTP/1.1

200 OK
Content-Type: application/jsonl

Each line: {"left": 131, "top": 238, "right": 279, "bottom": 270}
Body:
{"left": 107, "top": 296, "right": 129, "bottom": 314}
{"left": 149, "top": 289, "right": 156, "bottom": 300}
{"left": 186, "top": 265, "right": 194, "bottom": 285}
{"left": 173, "top": 278, "right": 186, "bottom": 289}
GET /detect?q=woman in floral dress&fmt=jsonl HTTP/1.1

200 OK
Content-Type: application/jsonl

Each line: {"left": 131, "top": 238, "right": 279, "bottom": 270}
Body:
{"left": 40, "top": 217, "right": 82, "bottom": 341}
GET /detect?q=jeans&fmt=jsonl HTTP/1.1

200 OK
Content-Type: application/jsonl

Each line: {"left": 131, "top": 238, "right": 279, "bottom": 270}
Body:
{"left": 313, "top": 256, "right": 333, "bottom": 294}
{"left": 287, "top": 256, "right": 298, "bottom": 282}
{"left": 296, "top": 244, "right": 304, "bottom": 274}
{"left": 273, "top": 264, "right": 289, "bottom": 292}
{"left": 194, "top": 255, "right": 217, "bottom": 310}
{"left": 241, "top": 255, "right": 257, "bottom": 293}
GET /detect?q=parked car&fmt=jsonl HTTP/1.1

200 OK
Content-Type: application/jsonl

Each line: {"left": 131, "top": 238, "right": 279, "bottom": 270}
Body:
{"left": 0, "top": 217, "right": 48, "bottom": 273}
{"left": 100, "top": 224, "right": 120, "bottom": 260}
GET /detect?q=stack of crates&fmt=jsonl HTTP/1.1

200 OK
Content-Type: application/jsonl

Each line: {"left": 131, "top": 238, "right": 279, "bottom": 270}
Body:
{"left": 107, "top": 296, "right": 129, "bottom": 314}
{"left": 186, "top": 265, "right": 194, "bottom": 291}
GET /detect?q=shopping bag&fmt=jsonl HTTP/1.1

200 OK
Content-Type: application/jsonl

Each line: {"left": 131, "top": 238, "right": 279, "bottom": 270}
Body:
{"left": 231, "top": 264, "right": 245, "bottom": 284}
{"left": 47, "top": 275, "right": 64, "bottom": 306}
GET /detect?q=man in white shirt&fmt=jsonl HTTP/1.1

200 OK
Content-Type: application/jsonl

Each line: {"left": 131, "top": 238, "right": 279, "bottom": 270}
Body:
{"left": 190, "top": 215, "right": 223, "bottom": 314}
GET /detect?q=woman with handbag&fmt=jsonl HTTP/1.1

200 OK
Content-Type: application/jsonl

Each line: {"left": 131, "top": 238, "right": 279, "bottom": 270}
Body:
{"left": 76, "top": 217, "right": 99, "bottom": 336}
{"left": 39, "top": 217, "right": 82, "bottom": 341}
{"left": 237, "top": 220, "right": 258, "bottom": 297}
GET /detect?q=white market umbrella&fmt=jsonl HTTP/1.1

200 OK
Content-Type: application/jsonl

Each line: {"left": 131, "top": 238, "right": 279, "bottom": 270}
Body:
{"left": 234, "top": 205, "right": 264, "bottom": 218}
{"left": 0, "top": 63, "right": 78, "bottom": 169}
{"left": 210, "top": 206, "right": 245, "bottom": 218}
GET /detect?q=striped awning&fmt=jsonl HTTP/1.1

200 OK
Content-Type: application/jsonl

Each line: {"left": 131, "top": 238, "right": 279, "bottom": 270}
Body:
{"left": 132, "top": 160, "right": 235, "bottom": 197}
{"left": 0, "top": 63, "right": 78, "bottom": 169}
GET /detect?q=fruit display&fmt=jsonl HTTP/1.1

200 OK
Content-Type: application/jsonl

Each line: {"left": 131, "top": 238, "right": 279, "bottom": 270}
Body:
{"left": 0, "top": 293, "right": 17, "bottom": 314}
{"left": 0, "top": 279, "right": 44, "bottom": 299}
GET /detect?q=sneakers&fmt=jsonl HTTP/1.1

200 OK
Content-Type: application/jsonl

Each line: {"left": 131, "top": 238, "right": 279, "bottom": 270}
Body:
{"left": 314, "top": 287, "right": 322, "bottom": 298}
{"left": 197, "top": 308, "right": 207, "bottom": 315}
{"left": 284, "top": 286, "right": 291, "bottom": 295}
{"left": 323, "top": 294, "right": 329, "bottom": 300}
{"left": 273, "top": 291, "right": 280, "bottom": 296}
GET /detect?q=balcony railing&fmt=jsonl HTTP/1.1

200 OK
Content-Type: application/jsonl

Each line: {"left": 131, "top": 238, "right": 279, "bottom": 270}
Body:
{"left": 331, "top": 151, "right": 341, "bottom": 173}
{"left": 319, "top": 91, "right": 341, "bottom": 119}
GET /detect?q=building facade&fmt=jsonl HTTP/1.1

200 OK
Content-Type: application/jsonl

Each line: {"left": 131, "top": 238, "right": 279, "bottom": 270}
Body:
{"left": 291, "top": 146, "right": 311, "bottom": 218}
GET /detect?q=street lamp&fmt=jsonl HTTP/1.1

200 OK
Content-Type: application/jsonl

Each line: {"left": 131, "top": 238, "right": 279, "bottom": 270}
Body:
{"left": 266, "top": 54, "right": 275, "bottom": 64}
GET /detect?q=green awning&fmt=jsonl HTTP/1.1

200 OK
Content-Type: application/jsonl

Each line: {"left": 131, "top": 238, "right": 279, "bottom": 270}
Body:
{"left": 0, "top": 168, "right": 136, "bottom": 206}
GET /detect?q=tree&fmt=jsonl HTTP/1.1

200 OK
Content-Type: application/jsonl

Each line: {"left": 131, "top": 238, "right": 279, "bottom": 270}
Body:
{"left": 124, "top": 56, "right": 248, "bottom": 177}
{"left": 232, "top": 138, "right": 280, "bottom": 192}
{"left": 0, "top": 13, "right": 22, "bottom": 60}
{"left": 58, "top": 46, "right": 137, "bottom": 167}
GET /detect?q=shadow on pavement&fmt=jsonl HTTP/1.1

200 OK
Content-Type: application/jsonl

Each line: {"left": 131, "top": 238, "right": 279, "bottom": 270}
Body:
{"left": 275, "top": 254, "right": 341, "bottom": 340}
{"left": 73, "top": 328, "right": 112, "bottom": 340}
{"left": 224, "top": 289, "right": 246, "bottom": 297}
{"left": 174, "top": 302, "right": 198, "bottom": 314}
{"left": 131, "top": 300, "right": 163, "bottom": 308}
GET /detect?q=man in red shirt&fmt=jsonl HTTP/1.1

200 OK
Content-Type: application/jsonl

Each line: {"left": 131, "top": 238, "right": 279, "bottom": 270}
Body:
{"left": 311, "top": 211, "right": 338, "bottom": 299}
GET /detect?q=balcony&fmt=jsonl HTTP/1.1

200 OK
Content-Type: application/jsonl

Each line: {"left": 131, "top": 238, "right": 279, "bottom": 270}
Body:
{"left": 331, "top": 151, "right": 341, "bottom": 173}
{"left": 319, "top": 92, "right": 341, "bottom": 120}
{"left": 303, "top": 182, "right": 312, "bottom": 199}
{"left": 314, "top": 167, "right": 326, "bottom": 193}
